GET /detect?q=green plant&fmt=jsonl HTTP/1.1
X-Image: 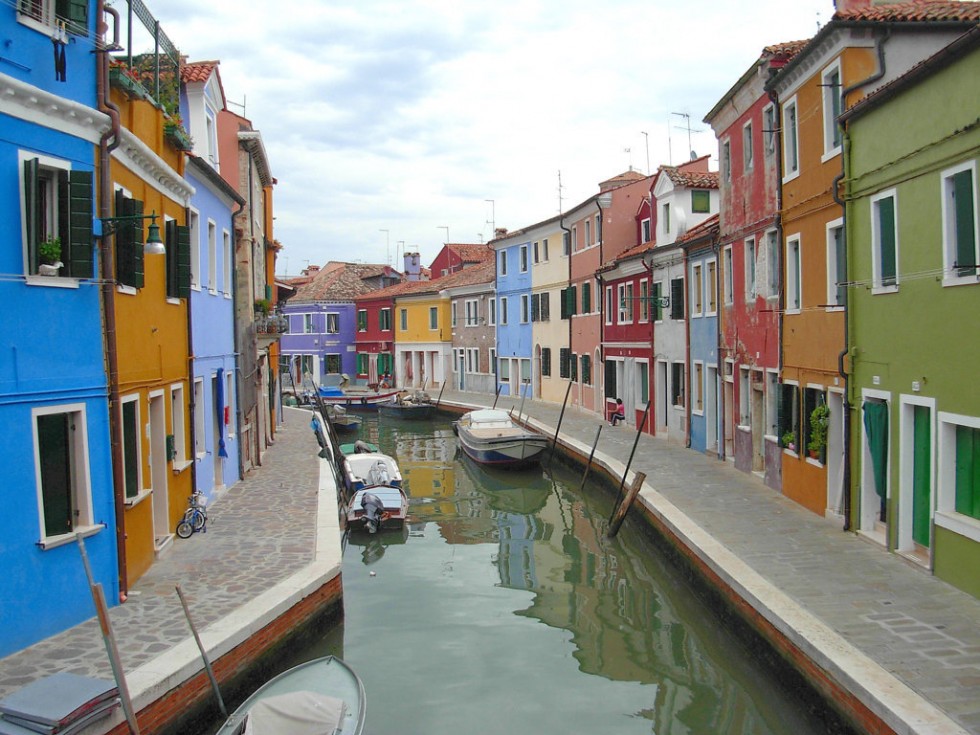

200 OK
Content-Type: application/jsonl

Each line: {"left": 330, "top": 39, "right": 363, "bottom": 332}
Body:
{"left": 254, "top": 298, "right": 271, "bottom": 315}
{"left": 39, "top": 237, "right": 62, "bottom": 265}
{"left": 808, "top": 402, "right": 830, "bottom": 455}
{"left": 781, "top": 430, "right": 796, "bottom": 450}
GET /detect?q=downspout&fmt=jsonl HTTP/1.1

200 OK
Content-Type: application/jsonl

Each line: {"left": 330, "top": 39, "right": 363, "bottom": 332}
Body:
{"left": 835, "top": 26, "right": 889, "bottom": 532}
{"left": 767, "top": 83, "right": 786, "bottom": 496}
{"left": 595, "top": 197, "right": 606, "bottom": 413}
{"left": 232, "top": 197, "right": 247, "bottom": 481}
{"left": 185, "top": 205, "right": 197, "bottom": 500}
{"left": 560, "top": 212, "right": 573, "bottom": 401}
{"left": 97, "top": 0, "right": 128, "bottom": 600}
{"left": 683, "top": 244, "right": 692, "bottom": 449}
{"left": 643, "top": 250, "right": 654, "bottom": 436}
{"left": 714, "top": 232, "right": 723, "bottom": 460}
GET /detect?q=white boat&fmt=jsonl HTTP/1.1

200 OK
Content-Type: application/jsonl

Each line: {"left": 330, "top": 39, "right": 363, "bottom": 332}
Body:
{"left": 453, "top": 409, "right": 550, "bottom": 468}
{"left": 343, "top": 452, "right": 403, "bottom": 491}
{"left": 216, "top": 655, "right": 365, "bottom": 735}
{"left": 318, "top": 385, "right": 401, "bottom": 410}
{"left": 347, "top": 485, "right": 410, "bottom": 534}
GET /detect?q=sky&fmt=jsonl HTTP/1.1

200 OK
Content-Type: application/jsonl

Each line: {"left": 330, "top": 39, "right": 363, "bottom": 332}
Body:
{"left": 146, "top": 0, "right": 836, "bottom": 276}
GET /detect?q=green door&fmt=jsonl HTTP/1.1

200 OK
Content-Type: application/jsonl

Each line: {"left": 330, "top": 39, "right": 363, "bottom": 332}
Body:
{"left": 912, "top": 405, "right": 931, "bottom": 547}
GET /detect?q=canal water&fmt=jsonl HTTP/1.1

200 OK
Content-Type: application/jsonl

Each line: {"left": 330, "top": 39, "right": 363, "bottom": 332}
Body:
{"left": 224, "top": 415, "right": 848, "bottom": 735}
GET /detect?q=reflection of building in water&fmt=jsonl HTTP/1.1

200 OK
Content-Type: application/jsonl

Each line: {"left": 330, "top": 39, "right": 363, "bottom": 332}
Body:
{"left": 496, "top": 513, "right": 552, "bottom": 589}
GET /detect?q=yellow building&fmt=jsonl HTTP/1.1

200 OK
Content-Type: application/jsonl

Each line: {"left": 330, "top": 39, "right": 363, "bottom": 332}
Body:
{"left": 394, "top": 283, "right": 452, "bottom": 390}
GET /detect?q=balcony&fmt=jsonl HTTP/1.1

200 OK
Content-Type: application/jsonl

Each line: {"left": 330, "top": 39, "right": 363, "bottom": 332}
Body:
{"left": 255, "top": 313, "right": 287, "bottom": 348}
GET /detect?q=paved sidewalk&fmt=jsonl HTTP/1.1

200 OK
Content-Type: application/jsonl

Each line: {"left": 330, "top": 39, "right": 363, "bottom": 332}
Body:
{"left": 0, "top": 406, "right": 331, "bottom": 706}
{"left": 437, "top": 390, "right": 980, "bottom": 735}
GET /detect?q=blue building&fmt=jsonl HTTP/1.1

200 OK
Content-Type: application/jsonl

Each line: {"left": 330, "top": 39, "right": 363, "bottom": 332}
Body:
{"left": 180, "top": 61, "right": 247, "bottom": 501}
{"left": 0, "top": 2, "right": 119, "bottom": 656}
{"left": 681, "top": 217, "right": 721, "bottom": 455}
{"left": 493, "top": 231, "right": 534, "bottom": 397}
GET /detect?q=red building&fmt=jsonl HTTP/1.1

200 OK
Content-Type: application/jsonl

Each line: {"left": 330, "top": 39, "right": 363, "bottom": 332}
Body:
{"left": 704, "top": 41, "right": 806, "bottom": 489}
{"left": 429, "top": 243, "right": 494, "bottom": 279}
{"left": 353, "top": 290, "right": 398, "bottom": 384}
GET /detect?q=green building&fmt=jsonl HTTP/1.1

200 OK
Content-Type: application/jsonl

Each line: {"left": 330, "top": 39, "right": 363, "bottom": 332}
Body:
{"left": 841, "top": 27, "right": 980, "bottom": 598}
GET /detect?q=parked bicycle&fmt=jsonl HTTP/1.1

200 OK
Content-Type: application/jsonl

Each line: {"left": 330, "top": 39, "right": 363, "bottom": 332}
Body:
{"left": 176, "top": 492, "right": 208, "bottom": 538}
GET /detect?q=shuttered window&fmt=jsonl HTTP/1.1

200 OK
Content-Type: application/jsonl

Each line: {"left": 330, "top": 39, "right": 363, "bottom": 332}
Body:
{"left": 165, "top": 219, "right": 191, "bottom": 298}
{"left": 115, "top": 190, "right": 145, "bottom": 289}
{"left": 670, "top": 278, "right": 684, "bottom": 319}
{"left": 875, "top": 194, "right": 897, "bottom": 287}
{"left": 541, "top": 347, "right": 551, "bottom": 377}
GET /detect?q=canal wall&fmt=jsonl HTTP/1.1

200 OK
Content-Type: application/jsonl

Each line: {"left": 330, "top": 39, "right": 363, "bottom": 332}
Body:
{"left": 437, "top": 400, "right": 971, "bottom": 735}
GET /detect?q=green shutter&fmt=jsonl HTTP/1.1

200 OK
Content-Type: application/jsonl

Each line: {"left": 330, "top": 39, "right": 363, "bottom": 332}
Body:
{"left": 912, "top": 406, "right": 931, "bottom": 546}
{"left": 165, "top": 220, "right": 178, "bottom": 297}
{"left": 24, "top": 158, "right": 40, "bottom": 270}
{"left": 570, "top": 285, "right": 578, "bottom": 316}
{"left": 569, "top": 353, "right": 578, "bottom": 382}
{"left": 582, "top": 282, "right": 591, "bottom": 313}
{"left": 652, "top": 282, "right": 662, "bottom": 321}
{"left": 581, "top": 354, "right": 590, "bottom": 384}
{"left": 115, "top": 193, "right": 144, "bottom": 288}
{"left": 955, "top": 425, "right": 980, "bottom": 520}
{"left": 58, "top": 0, "right": 89, "bottom": 34}
{"left": 877, "top": 196, "right": 896, "bottom": 286}
{"left": 176, "top": 224, "right": 191, "bottom": 297}
{"left": 952, "top": 169, "right": 976, "bottom": 275}
{"left": 38, "top": 413, "right": 73, "bottom": 536}
{"left": 604, "top": 358, "right": 616, "bottom": 399}
{"left": 68, "top": 170, "right": 93, "bottom": 278}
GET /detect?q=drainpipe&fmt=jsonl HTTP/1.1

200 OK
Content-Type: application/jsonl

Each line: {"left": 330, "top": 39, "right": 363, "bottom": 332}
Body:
{"left": 767, "top": 83, "right": 786, "bottom": 494}
{"left": 642, "top": 248, "right": 654, "bottom": 436}
{"left": 834, "top": 27, "right": 889, "bottom": 533}
{"left": 231, "top": 198, "right": 246, "bottom": 482}
{"left": 185, "top": 205, "right": 197, "bottom": 500}
{"left": 594, "top": 192, "right": 612, "bottom": 413}
{"left": 560, "top": 212, "right": 572, "bottom": 400}
{"left": 713, "top": 232, "right": 724, "bottom": 461}
{"left": 683, "top": 244, "right": 692, "bottom": 449}
{"left": 96, "top": 0, "right": 128, "bottom": 600}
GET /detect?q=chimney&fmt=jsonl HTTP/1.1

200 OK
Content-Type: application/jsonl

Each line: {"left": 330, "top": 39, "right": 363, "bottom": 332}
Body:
{"left": 494, "top": 227, "right": 508, "bottom": 238}
{"left": 404, "top": 251, "right": 421, "bottom": 282}
{"left": 832, "top": 0, "right": 874, "bottom": 12}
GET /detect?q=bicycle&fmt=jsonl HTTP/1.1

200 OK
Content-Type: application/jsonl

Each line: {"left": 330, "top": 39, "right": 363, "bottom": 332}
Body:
{"left": 176, "top": 492, "right": 208, "bottom": 538}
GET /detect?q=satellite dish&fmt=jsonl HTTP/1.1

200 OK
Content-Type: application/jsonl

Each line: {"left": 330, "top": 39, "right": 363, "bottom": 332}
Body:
{"left": 690, "top": 150, "right": 697, "bottom": 161}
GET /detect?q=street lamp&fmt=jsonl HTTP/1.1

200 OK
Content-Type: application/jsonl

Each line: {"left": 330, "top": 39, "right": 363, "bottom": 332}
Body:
{"left": 100, "top": 211, "right": 165, "bottom": 254}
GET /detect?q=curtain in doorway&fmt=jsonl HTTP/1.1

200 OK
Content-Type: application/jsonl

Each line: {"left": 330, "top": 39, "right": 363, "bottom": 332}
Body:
{"left": 863, "top": 400, "right": 888, "bottom": 518}
{"left": 216, "top": 368, "right": 228, "bottom": 458}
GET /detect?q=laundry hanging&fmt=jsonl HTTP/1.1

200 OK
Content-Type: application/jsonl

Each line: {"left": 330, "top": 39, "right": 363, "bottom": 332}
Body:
{"left": 216, "top": 368, "right": 229, "bottom": 458}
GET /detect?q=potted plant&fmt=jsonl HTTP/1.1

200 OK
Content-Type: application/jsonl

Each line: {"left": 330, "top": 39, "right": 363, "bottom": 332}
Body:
{"left": 807, "top": 402, "right": 830, "bottom": 461}
{"left": 254, "top": 298, "right": 271, "bottom": 315}
{"left": 781, "top": 430, "right": 797, "bottom": 453}
{"left": 38, "top": 237, "right": 62, "bottom": 276}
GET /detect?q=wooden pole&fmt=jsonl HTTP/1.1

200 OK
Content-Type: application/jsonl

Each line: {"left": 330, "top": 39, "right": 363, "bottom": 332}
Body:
{"left": 435, "top": 380, "right": 447, "bottom": 407}
{"left": 491, "top": 384, "right": 502, "bottom": 409}
{"left": 607, "top": 402, "right": 651, "bottom": 522}
{"left": 548, "top": 381, "right": 573, "bottom": 466}
{"left": 607, "top": 471, "right": 646, "bottom": 538}
{"left": 578, "top": 424, "right": 603, "bottom": 493}
{"left": 176, "top": 584, "right": 228, "bottom": 718}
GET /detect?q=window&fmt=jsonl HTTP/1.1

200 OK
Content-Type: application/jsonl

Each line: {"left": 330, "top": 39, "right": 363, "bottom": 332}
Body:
{"left": 671, "top": 362, "right": 685, "bottom": 407}
{"left": 938, "top": 416, "right": 980, "bottom": 535}
{"left": 521, "top": 358, "right": 531, "bottom": 388}
{"left": 194, "top": 378, "right": 205, "bottom": 456}
{"left": 585, "top": 219, "right": 592, "bottom": 247}
{"left": 563, "top": 230, "right": 571, "bottom": 256}
{"left": 303, "top": 313, "right": 315, "bottom": 334}
{"left": 803, "top": 387, "right": 826, "bottom": 456}
{"left": 723, "top": 246, "right": 733, "bottom": 305}
{"left": 569, "top": 352, "right": 578, "bottom": 382}
{"left": 739, "top": 368, "right": 751, "bottom": 425}
{"left": 604, "top": 358, "right": 617, "bottom": 400}
{"left": 783, "top": 97, "right": 799, "bottom": 178}
{"left": 530, "top": 293, "right": 540, "bottom": 322}
{"left": 572, "top": 225, "right": 578, "bottom": 251}
{"left": 533, "top": 241, "right": 540, "bottom": 264}
{"left": 822, "top": 60, "right": 843, "bottom": 156}
{"left": 357, "top": 309, "right": 368, "bottom": 332}
{"left": 541, "top": 347, "right": 552, "bottom": 377}
{"left": 641, "top": 218, "right": 651, "bottom": 243}
{"left": 559, "top": 348, "right": 570, "bottom": 379}
{"left": 580, "top": 354, "right": 591, "bottom": 385}
{"left": 605, "top": 286, "right": 614, "bottom": 325}
{"left": 121, "top": 396, "right": 141, "bottom": 500}
{"left": 637, "top": 362, "right": 649, "bottom": 405}
{"left": 691, "top": 190, "right": 710, "bottom": 213}
{"left": 189, "top": 209, "right": 200, "bottom": 289}
{"left": 465, "top": 299, "right": 479, "bottom": 326}
{"left": 324, "top": 354, "right": 341, "bottom": 374}
{"left": 662, "top": 203, "right": 671, "bottom": 234}
{"left": 639, "top": 279, "right": 649, "bottom": 322}
{"left": 451, "top": 301, "right": 457, "bottom": 328}
{"left": 763, "top": 103, "right": 776, "bottom": 155}
{"left": 743, "top": 121, "right": 754, "bottom": 172}
{"left": 111, "top": 190, "right": 145, "bottom": 289}
{"left": 207, "top": 220, "right": 216, "bottom": 291}
{"left": 766, "top": 229, "right": 780, "bottom": 298}
{"left": 164, "top": 219, "right": 191, "bottom": 299}
{"left": 691, "top": 263, "right": 703, "bottom": 316}
{"left": 489, "top": 348, "right": 496, "bottom": 375}
{"left": 380, "top": 308, "right": 392, "bottom": 331}
{"left": 581, "top": 282, "right": 591, "bottom": 313}
{"left": 786, "top": 235, "right": 802, "bottom": 311}
{"left": 670, "top": 278, "right": 684, "bottom": 320}
{"left": 18, "top": 0, "right": 88, "bottom": 34}
{"left": 356, "top": 353, "right": 369, "bottom": 375}
{"left": 33, "top": 404, "right": 94, "bottom": 541}
{"left": 399, "top": 308, "right": 407, "bottom": 331}
{"left": 941, "top": 161, "right": 978, "bottom": 281}
{"left": 707, "top": 260, "right": 717, "bottom": 314}
{"left": 827, "top": 220, "right": 845, "bottom": 307}
{"left": 520, "top": 245, "right": 529, "bottom": 272}
{"left": 466, "top": 348, "right": 479, "bottom": 373}
{"left": 871, "top": 190, "right": 898, "bottom": 289}
{"left": 222, "top": 231, "right": 231, "bottom": 296}
{"left": 618, "top": 282, "right": 634, "bottom": 323}
{"left": 500, "top": 357, "right": 510, "bottom": 383}
{"left": 429, "top": 306, "right": 438, "bottom": 330}
{"left": 745, "top": 237, "right": 756, "bottom": 300}
{"left": 540, "top": 292, "right": 550, "bottom": 321}
{"left": 326, "top": 313, "right": 340, "bottom": 333}
{"left": 500, "top": 297, "right": 508, "bottom": 325}
{"left": 652, "top": 281, "right": 663, "bottom": 321}
{"left": 498, "top": 250, "right": 507, "bottom": 276}
{"left": 520, "top": 294, "right": 529, "bottom": 323}
{"left": 542, "top": 238, "right": 549, "bottom": 261}
{"left": 693, "top": 362, "right": 704, "bottom": 414}
{"left": 560, "top": 285, "right": 578, "bottom": 319}
{"left": 766, "top": 371, "right": 779, "bottom": 436}
{"left": 488, "top": 297, "right": 496, "bottom": 326}
{"left": 779, "top": 382, "right": 801, "bottom": 449}
{"left": 722, "top": 140, "right": 731, "bottom": 182}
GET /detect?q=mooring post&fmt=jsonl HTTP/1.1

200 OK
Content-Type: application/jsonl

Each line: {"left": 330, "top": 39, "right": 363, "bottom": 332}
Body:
{"left": 578, "top": 424, "right": 603, "bottom": 493}
{"left": 435, "top": 380, "right": 447, "bottom": 408}
{"left": 607, "top": 471, "right": 647, "bottom": 538}
{"left": 492, "top": 384, "right": 502, "bottom": 409}
{"left": 548, "top": 381, "right": 573, "bottom": 465}
{"left": 516, "top": 383, "right": 528, "bottom": 423}
{"left": 607, "top": 401, "right": 651, "bottom": 523}
{"left": 176, "top": 584, "right": 228, "bottom": 718}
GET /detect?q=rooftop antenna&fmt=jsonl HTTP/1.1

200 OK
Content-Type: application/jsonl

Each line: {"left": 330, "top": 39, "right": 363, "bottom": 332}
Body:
{"left": 641, "top": 131, "right": 650, "bottom": 175}
{"left": 624, "top": 147, "right": 633, "bottom": 170}
{"left": 226, "top": 96, "right": 247, "bottom": 118}
{"left": 666, "top": 116, "right": 673, "bottom": 166}
{"left": 485, "top": 199, "right": 495, "bottom": 238}
{"left": 557, "top": 170, "right": 565, "bottom": 215}
{"left": 671, "top": 112, "right": 702, "bottom": 162}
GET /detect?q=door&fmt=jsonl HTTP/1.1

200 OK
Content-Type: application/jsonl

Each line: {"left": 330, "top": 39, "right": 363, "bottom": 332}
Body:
{"left": 212, "top": 374, "right": 223, "bottom": 491}
{"left": 911, "top": 405, "right": 931, "bottom": 549}
{"left": 149, "top": 393, "right": 169, "bottom": 544}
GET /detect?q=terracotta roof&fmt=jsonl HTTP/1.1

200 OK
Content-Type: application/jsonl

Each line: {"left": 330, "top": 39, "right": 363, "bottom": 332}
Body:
{"left": 598, "top": 169, "right": 648, "bottom": 190}
{"left": 676, "top": 214, "right": 721, "bottom": 245}
{"left": 181, "top": 60, "right": 219, "bottom": 84}
{"left": 661, "top": 167, "right": 719, "bottom": 190}
{"left": 834, "top": 1, "right": 980, "bottom": 22}
{"left": 616, "top": 241, "right": 654, "bottom": 262}
{"left": 293, "top": 261, "right": 397, "bottom": 301}
{"left": 435, "top": 260, "right": 495, "bottom": 290}
{"left": 762, "top": 40, "right": 811, "bottom": 59}
{"left": 443, "top": 244, "right": 494, "bottom": 265}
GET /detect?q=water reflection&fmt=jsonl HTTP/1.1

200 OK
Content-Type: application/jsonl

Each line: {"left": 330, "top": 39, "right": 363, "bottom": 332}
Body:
{"left": 338, "top": 416, "right": 840, "bottom": 735}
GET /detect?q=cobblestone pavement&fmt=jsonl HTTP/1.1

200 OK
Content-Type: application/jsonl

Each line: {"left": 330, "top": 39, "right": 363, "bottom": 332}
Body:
{"left": 438, "top": 390, "right": 980, "bottom": 734}
{"left": 0, "top": 408, "right": 321, "bottom": 700}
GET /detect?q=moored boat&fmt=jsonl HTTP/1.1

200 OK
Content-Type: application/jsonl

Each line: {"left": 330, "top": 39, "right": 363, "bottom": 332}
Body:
{"left": 216, "top": 655, "right": 365, "bottom": 735}
{"left": 377, "top": 390, "right": 434, "bottom": 420}
{"left": 340, "top": 440, "right": 379, "bottom": 456}
{"left": 453, "top": 408, "right": 549, "bottom": 469}
{"left": 342, "top": 452, "right": 403, "bottom": 491}
{"left": 347, "top": 485, "right": 410, "bottom": 534}
{"left": 318, "top": 384, "right": 401, "bottom": 410}
{"left": 326, "top": 404, "right": 361, "bottom": 433}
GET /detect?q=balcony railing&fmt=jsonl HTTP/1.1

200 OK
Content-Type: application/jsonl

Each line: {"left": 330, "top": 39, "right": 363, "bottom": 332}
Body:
{"left": 256, "top": 314, "right": 288, "bottom": 335}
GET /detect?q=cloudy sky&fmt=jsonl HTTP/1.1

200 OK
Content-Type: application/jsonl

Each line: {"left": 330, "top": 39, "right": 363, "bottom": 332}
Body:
{"left": 148, "top": 0, "right": 834, "bottom": 275}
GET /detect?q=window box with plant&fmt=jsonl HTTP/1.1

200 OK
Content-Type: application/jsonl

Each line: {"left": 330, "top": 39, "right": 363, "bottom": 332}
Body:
{"left": 781, "top": 430, "right": 797, "bottom": 453}
{"left": 254, "top": 298, "right": 271, "bottom": 315}
{"left": 164, "top": 115, "right": 194, "bottom": 152}
{"left": 108, "top": 60, "right": 147, "bottom": 100}
{"left": 807, "top": 402, "right": 829, "bottom": 462}
{"left": 38, "top": 237, "right": 63, "bottom": 276}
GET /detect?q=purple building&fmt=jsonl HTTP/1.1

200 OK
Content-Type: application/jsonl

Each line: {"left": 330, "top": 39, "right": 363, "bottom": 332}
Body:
{"left": 281, "top": 262, "right": 400, "bottom": 390}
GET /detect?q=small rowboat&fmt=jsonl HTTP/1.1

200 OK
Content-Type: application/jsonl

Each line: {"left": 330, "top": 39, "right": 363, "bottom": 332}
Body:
{"left": 216, "top": 655, "right": 365, "bottom": 735}
{"left": 377, "top": 390, "right": 434, "bottom": 420}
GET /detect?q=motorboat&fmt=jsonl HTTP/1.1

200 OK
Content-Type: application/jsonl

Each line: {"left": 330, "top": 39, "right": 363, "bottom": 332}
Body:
{"left": 347, "top": 485, "right": 410, "bottom": 534}
{"left": 342, "top": 452, "right": 403, "bottom": 491}
{"left": 318, "top": 375, "right": 400, "bottom": 410}
{"left": 216, "top": 655, "right": 365, "bottom": 735}
{"left": 377, "top": 390, "right": 434, "bottom": 420}
{"left": 326, "top": 404, "right": 361, "bottom": 433}
{"left": 340, "top": 440, "right": 379, "bottom": 456}
{"left": 453, "top": 408, "right": 549, "bottom": 469}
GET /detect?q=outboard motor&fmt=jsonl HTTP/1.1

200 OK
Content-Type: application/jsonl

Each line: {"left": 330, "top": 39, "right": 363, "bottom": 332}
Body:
{"left": 360, "top": 492, "right": 385, "bottom": 534}
{"left": 368, "top": 460, "right": 390, "bottom": 487}
{"left": 353, "top": 440, "right": 373, "bottom": 454}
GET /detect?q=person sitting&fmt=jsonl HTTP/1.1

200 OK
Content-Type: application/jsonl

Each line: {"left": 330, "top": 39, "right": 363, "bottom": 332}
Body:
{"left": 610, "top": 398, "right": 626, "bottom": 426}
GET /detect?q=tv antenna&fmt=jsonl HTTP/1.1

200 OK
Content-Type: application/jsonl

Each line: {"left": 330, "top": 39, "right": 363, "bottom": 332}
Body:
{"left": 671, "top": 111, "right": 702, "bottom": 161}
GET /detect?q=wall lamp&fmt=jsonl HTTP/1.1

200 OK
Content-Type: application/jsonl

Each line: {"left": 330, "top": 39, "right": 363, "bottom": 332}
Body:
{"left": 99, "top": 212, "right": 166, "bottom": 255}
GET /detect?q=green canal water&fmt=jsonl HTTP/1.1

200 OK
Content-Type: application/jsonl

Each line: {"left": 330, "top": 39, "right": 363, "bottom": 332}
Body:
{"left": 225, "top": 415, "right": 851, "bottom": 735}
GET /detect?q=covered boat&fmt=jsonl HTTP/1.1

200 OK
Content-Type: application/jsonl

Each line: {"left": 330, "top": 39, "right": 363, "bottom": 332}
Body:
{"left": 453, "top": 409, "right": 549, "bottom": 468}
{"left": 342, "top": 452, "right": 403, "bottom": 491}
{"left": 216, "top": 655, "right": 365, "bottom": 735}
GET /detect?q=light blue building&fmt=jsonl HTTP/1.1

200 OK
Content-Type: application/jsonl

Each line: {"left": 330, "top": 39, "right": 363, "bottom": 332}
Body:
{"left": 682, "top": 218, "right": 721, "bottom": 455}
{"left": 493, "top": 232, "right": 534, "bottom": 397}
{"left": 181, "top": 61, "right": 246, "bottom": 500}
{"left": 0, "top": 2, "right": 119, "bottom": 656}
